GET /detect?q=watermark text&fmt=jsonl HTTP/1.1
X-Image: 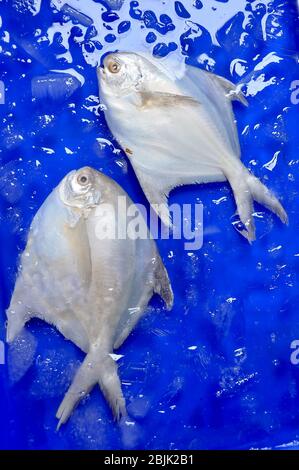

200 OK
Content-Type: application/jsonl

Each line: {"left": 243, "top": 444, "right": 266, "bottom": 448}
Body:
{"left": 290, "top": 80, "right": 299, "bottom": 104}
{"left": 0, "top": 340, "right": 4, "bottom": 365}
{"left": 93, "top": 197, "right": 203, "bottom": 250}
{"left": 290, "top": 339, "right": 299, "bottom": 365}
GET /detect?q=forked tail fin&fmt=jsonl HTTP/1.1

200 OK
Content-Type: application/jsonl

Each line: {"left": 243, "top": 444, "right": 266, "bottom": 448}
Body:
{"left": 246, "top": 173, "right": 288, "bottom": 225}
{"left": 56, "top": 351, "right": 126, "bottom": 429}
{"left": 226, "top": 164, "right": 288, "bottom": 242}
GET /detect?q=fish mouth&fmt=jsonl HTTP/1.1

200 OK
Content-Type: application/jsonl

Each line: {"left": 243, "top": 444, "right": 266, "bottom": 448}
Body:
{"left": 97, "top": 66, "right": 106, "bottom": 83}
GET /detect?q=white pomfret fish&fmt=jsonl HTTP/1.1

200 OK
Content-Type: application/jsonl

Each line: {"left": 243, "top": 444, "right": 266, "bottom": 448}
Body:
{"left": 6, "top": 167, "right": 173, "bottom": 428}
{"left": 97, "top": 52, "right": 288, "bottom": 241}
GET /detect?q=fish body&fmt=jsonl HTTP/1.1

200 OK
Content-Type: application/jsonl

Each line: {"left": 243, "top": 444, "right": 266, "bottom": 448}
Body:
{"left": 98, "top": 52, "right": 287, "bottom": 241}
{"left": 6, "top": 167, "right": 173, "bottom": 427}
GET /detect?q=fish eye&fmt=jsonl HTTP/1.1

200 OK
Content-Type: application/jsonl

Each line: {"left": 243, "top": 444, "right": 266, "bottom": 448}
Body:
{"left": 78, "top": 174, "right": 89, "bottom": 185}
{"left": 108, "top": 60, "right": 121, "bottom": 74}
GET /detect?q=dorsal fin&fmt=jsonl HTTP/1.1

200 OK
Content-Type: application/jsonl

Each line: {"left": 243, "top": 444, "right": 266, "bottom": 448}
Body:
{"left": 208, "top": 72, "right": 248, "bottom": 106}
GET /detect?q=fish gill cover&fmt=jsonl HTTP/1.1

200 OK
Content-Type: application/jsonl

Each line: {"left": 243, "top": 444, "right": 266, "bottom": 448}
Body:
{"left": 0, "top": 0, "right": 298, "bottom": 450}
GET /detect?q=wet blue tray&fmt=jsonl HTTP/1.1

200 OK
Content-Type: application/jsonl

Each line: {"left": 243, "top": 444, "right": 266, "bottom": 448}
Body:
{"left": 0, "top": 0, "right": 298, "bottom": 450}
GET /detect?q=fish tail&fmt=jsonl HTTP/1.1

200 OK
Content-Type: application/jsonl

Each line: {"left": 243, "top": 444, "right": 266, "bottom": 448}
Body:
{"left": 246, "top": 173, "right": 288, "bottom": 224}
{"left": 226, "top": 163, "right": 288, "bottom": 242}
{"left": 226, "top": 166, "right": 256, "bottom": 242}
{"left": 56, "top": 351, "right": 126, "bottom": 429}
{"left": 98, "top": 356, "right": 127, "bottom": 422}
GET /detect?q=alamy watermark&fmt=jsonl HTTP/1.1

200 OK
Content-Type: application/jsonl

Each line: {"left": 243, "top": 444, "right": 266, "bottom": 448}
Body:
{"left": 290, "top": 340, "right": 299, "bottom": 365}
{"left": 0, "top": 340, "right": 4, "bottom": 365}
{"left": 0, "top": 80, "right": 4, "bottom": 104}
{"left": 92, "top": 197, "right": 203, "bottom": 250}
{"left": 290, "top": 80, "right": 299, "bottom": 105}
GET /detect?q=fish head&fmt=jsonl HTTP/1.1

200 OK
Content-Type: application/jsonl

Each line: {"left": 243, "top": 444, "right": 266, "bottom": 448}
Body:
{"left": 59, "top": 167, "right": 102, "bottom": 210}
{"left": 98, "top": 51, "right": 168, "bottom": 97}
{"left": 98, "top": 52, "right": 143, "bottom": 96}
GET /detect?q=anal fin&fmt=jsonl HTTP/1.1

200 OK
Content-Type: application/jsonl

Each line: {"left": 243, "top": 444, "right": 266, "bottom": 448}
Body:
{"left": 133, "top": 165, "right": 172, "bottom": 227}
{"left": 154, "top": 255, "right": 173, "bottom": 310}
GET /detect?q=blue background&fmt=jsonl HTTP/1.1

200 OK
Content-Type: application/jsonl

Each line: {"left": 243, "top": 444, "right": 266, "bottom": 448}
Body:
{"left": 0, "top": 0, "right": 298, "bottom": 450}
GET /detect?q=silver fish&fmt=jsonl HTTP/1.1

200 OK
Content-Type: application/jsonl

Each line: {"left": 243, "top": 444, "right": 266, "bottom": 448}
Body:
{"left": 6, "top": 167, "right": 173, "bottom": 428}
{"left": 97, "top": 52, "right": 288, "bottom": 242}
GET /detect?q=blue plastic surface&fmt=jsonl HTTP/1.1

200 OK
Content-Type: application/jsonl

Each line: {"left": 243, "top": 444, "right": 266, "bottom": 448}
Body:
{"left": 0, "top": 0, "right": 298, "bottom": 450}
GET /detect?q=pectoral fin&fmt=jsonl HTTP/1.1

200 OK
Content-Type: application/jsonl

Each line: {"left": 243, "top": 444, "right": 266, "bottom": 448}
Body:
{"left": 65, "top": 207, "right": 82, "bottom": 228}
{"left": 139, "top": 91, "right": 200, "bottom": 109}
